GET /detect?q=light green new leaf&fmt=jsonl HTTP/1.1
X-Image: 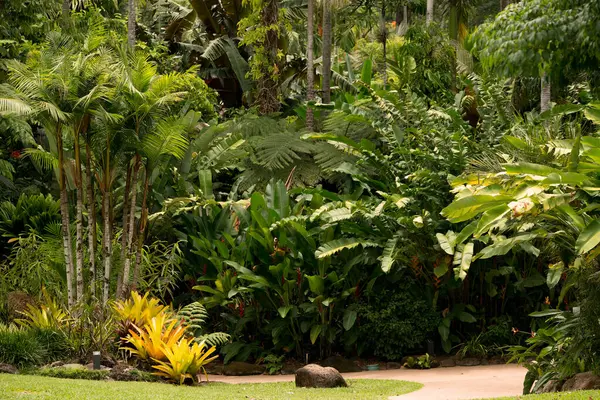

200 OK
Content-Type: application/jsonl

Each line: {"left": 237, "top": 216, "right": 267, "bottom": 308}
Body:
{"left": 477, "top": 234, "right": 539, "bottom": 259}
{"left": 436, "top": 232, "right": 457, "bottom": 255}
{"left": 198, "top": 169, "right": 213, "bottom": 199}
{"left": 503, "top": 162, "right": 558, "bottom": 178}
{"left": 453, "top": 242, "right": 474, "bottom": 280}
{"left": 315, "top": 238, "right": 379, "bottom": 258}
{"left": 380, "top": 236, "right": 399, "bottom": 273}
{"left": 441, "top": 195, "right": 513, "bottom": 223}
{"left": 546, "top": 262, "right": 564, "bottom": 289}
{"left": 576, "top": 220, "right": 600, "bottom": 255}
{"left": 474, "top": 205, "right": 510, "bottom": 237}
{"left": 306, "top": 275, "right": 325, "bottom": 295}
{"left": 278, "top": 306, "right": 293, "bottom": 318}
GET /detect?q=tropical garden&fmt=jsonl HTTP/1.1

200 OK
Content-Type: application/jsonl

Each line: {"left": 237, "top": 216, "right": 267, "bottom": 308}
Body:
{"left": 1, "top": 0, "right": 600, "bottom": 398}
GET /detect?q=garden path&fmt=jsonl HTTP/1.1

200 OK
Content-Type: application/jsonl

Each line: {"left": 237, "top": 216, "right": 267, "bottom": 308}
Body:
{"left": 209, "top": 364, "right": 527, "bottom": 400}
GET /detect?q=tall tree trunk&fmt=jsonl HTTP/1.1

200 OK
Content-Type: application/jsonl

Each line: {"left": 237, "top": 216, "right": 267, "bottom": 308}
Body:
{"left": 380, "top": 0, "right": 387, "bottom": 87}
{"left": 322, "top": 0, "right": 332, "bottom": 104}
{"left": 395, "top": 6, "right": 402, "bottom": 27}
{"left": 62, "top": 0, "right": 70, "bottom": 17}
{"left": 127, "top": 0, "right": 136, "bottom": 49}
{"left": 117, "top": 163, "right": 132, "bottom": 294}
{"left": 57, "top": 125, "right": 75, "bottom": 308}
{"left": 426, "top": 0, "right": 434, "bottom": 25}
{"left": 102, "top": 138, "right": 112, "bottom": 305}
{"left": 73, "top": 126, "right": 84, "bottom": 302}
{"left": 306, "top": 0, "right": 315, "bottom": 130}
{"left": 500, "top": 0, "right": 512, "bottom": 10}
{"left": 256, "top": 0, "right": 280, "bottom": 114}
{"left": 541, "top": 73, "right": 551, "bottom": 113}
{"left": 85, "top": 142, "right": 97, "bottom": 298}
{"left": 132, "top": 168, "right": 150, "bottom": 290}
{"left": 403, "top": 5, "right": 408, "bottom": 25}
{"left": 119, "top": 155, "right": 140, "bottom": 298}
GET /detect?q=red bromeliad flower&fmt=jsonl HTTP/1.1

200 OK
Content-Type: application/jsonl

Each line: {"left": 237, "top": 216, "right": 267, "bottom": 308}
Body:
{"left": 296, "top": 268, "right": 301, "bottom": 286}
{"left": 10, "top": 150, "right": 21, "bottom": 159}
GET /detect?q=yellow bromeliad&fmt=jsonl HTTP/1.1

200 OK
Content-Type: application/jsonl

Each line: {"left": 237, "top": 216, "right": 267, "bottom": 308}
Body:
{"left": 152, "top": 338, "right": 218, "bottom": 384}
{"left": 123, "top": 313, "right": 186, "bottom": 361}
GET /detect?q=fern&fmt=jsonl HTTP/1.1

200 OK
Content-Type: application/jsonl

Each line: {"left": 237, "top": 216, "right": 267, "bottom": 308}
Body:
{"left": 196, "top": 332, "right": 230, "bottom": 348}
{"left": 315, "top": 238, "right": 380, "bottom": 259}
{"left": 256, "top": 132, "right": 314, "bottom": 170}
{"left": 178, "top": 301, "right": 230, "bottom": 347}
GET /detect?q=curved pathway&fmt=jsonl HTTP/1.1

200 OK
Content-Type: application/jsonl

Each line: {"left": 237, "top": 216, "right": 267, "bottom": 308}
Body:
{"left": 209, "top": 364, "right": 527, "bottom": 400}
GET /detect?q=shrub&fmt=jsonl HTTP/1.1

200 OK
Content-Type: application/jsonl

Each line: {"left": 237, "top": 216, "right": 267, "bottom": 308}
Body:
{"left": 35, "top": 367, "right": 110, "bottom": 380}
{"left": 356, "top": 287, "right": 439, "bottom": 360}
{"left": 0, "top": 323, "right": 46, "bottom": 367}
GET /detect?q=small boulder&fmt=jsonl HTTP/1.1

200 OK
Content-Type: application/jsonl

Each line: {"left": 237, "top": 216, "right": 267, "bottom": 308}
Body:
{"left": 455, "top": 358, "right": 481, "bottom": 367}
{"left": 295, "top": 364, "right": 347, "bottom": 388}
{"left": 439, "top": 358, "right": 456, "bottom": 368}
{"left": 60, "top": 363, "right": 87, "bottom": 370}
{"left": 320, "top": 356, "right": 361, "bottom": 373}
{"left": 562, "top": 372, "right": 600, "bottom": 392}
{"left": 536, "top": 380, "right": 562, "bottom": 394}
{"left": 222, "top": 361, "right": 265, "bottom": 376}
{"left": 0, "top": 363, "right": 18, "bottom": 374}
{"left": 387, "top": 362, "right": 403, "bottom": 370}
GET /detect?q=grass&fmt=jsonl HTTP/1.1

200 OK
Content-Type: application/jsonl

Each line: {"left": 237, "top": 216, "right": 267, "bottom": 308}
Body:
{"left": 0, "top": 374, "right": 422, "bottom": 400}
{"left": 494, "top": 391, "right": 600, "bottom": 399}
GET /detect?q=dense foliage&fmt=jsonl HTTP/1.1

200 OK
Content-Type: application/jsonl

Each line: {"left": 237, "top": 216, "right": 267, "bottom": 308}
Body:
{"left": 0, "top": 0, "right": 599, "bottom": 392}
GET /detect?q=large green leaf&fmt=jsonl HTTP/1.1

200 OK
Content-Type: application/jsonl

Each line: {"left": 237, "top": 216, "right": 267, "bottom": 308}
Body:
{"left": 361, "top": 58, "right": 373, "bottom": 86}
{"left": 198, "top": 169, "right": 213, "bottom": 199}
{"left": 379, "top": 236, "right": 399, "bottom": 273}
{"left": 310, "top": 325, "right": 322, "bottom": 344}
{"left": 441, "top": 195, "right": 513, "bottom": 223}
{"left": 315, "top": 238, "right": 379, "bottom": 258}
{"left": 306, "top": 275, "right": 325, "bottom": 295}
{"left": 546, "top": 262, "right": 564, "bottom": 289}
{"left": 343, "top": 309, "right": 357, "bottom": 331}
{"left": 453, "top": 242, "right": 474, "bottom": 280}
{"left": 266, "top": 180, "right": 290, "bottom": 218}
{"left": 436, "top": 231, "right": 457, "bottom": 255}
{"left": 576, "top": 220, "right": 600, "bottom": 255}
{"left": 503, "top": 162, "right": 558, "bottom": 178}
{"left": 474, "top": 205, "right": 510, "bottom": 237}
{"left": 477, "top": 233, "right": 539, "bottom": 259}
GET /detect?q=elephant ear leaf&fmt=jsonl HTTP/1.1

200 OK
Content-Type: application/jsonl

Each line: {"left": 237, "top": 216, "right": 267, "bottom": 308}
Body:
{"left": 576, "top": 220, "right": 600, "bottom": 255}
{"left": 436, "top": 231, "right": 457, "bottom": 255}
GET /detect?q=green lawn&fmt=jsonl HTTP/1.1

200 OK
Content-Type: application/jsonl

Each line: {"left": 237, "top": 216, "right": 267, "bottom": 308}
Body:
{"left": 495, "top": 392, "right": 600, "bottom": 399}
{"left": 0, "top": 374, "right": 422, "bottom": 400}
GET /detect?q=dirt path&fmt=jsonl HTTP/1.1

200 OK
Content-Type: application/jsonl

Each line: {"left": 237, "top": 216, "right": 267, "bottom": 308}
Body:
{"left": 209, "top": 364, "right": 527, "bottom": 400}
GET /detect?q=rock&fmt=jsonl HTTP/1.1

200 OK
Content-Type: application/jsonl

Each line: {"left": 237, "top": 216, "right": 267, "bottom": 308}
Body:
{"left": 295, "top": 364, "right": 348, "bottom": 388}
{"left": 109, "top": 363, "right": 142, "bottom": 381}
{"left": 387, "top": 362, "right": 403, "bottom": 370}
{"left": 430, "top": 359, "right": 441, "bottom": 368}
{"left": 60, "top": 363, "right": 87, "bottom": 370}
{"left": 0, "top": 363, "right": 17, "bottom": 374}
{"left": 204, "top": 362, "right": 223, "bottom": 375}
{"left": 455, "top": 358, "right": 481, "bottom": 367}
{"left": 86, "top": 363, "right": 110, "bottom": 371}
{"left": 439, "top": 358, "right": 456, "bottom": 368}
{"left": 488, "top": 356, "right": 505, "bottom": 365}
{"left": 49, "top": 361, "right": 64, "bottom": 368}
{"left": 536, "top": 380, "right": 562, "bottom": 394}
{"left": 6, "top": 291, "right": 36, "bottom": 320}
{"left": 280, "top": 360, "right": 304, "bottom": 375}
{"left": 222, "top": 361, "right": 265, "bottom": 376}
{"left": 562, "top": 372, "right": 600, "bottom": 392}
{"left": 479, "top": 358, "right": 489, "bottom": 366}
{"left": 320, "top": 356, "right": 362, "bottom": 373}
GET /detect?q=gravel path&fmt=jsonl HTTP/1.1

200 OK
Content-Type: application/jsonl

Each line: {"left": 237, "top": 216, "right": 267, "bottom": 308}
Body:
{"left": 209, "top": 364, "right": 527, "bottom": 400}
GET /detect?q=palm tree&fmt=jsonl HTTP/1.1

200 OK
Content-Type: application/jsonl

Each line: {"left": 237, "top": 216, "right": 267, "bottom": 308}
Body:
{"left": 116, "top": 52, "right": 188, "bottom": 298}
{"left": 541, "top": 72, "right": 551, "bottom": 112}
{"left": 306, "top": 0, "right": 315, "bottom": 129}
{"left": 426, "top": 0, "right": 434, "bottom": 24}
{"left": 0, "top": 48, "right": 77, "bottom": 307}
{"left": 322, "top": 0, "right": 332, "bottom": 104}
{"left": 128, "top": 0, "right": 136, "bottom": 49}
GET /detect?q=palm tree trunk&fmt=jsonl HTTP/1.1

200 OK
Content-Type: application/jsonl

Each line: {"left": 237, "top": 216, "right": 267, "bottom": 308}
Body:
{"left": 322, "top": 0, "right": 332, "bottom": 104}
{"left": 73, "top": 127, "right": 84, "bottom": 302}
{"left": 62, "top": 0, "right": 70, "bottom": 17}
{"left": 57, "top": 125, "right": 75, "bottom": 308}
{"left": 127, "top": 0, "right": 136, "bottom": 49}
{"left": 256, "top": 0, "right": 280, "bottom": 114}
{"left": 102, "top": 138, "right": 112, "bottom": 305}
{"left": 380, "top": 0, "right": 387, "bottom": 87}
{"left": 403, "top": 5, "right": 408, "bottom": 26}
{"left": 117, "top": 163, "right": 132, "bottom": 294}
{"left": 306, "top": 0, "right": 315, "bottom": 130}
{"left": 132, "top": 168, "right": 150, "bottom": 290}
{"left": 541, "top": 73, "right": 551, "bottom": 113}
{"left": 426, "top": 0, "right": 434, "bottom": 25}
{"left": 85, "top": 142, "right": 97, "bottom": 298}
{"left": 119, "top": 154, "right": 140, "bottom": 298}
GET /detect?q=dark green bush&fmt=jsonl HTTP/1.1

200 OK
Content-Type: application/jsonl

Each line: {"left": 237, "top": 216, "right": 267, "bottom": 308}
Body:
{"left": 356, "top": 287, "right": 439, "bottom": 361}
